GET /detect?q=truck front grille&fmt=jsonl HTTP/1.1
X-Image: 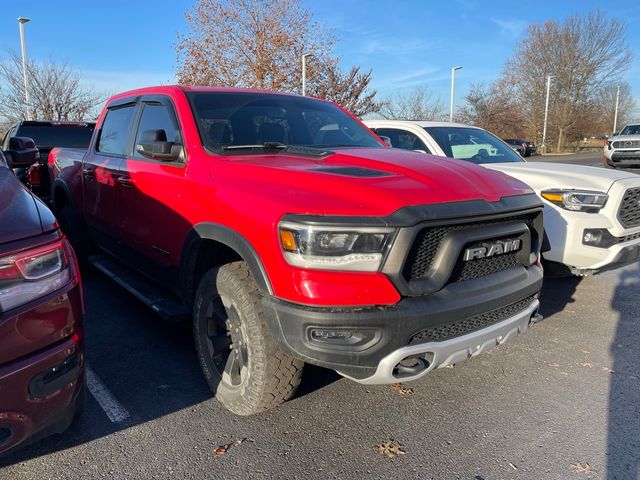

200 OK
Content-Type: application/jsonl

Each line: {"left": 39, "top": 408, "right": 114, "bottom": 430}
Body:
{"left": 449, "top": 251, "right": 520, "bottom": 282}
{"left": 408, "top": 295, "right": 536, "bottom": 345}
{"left": 613, "top": 140, "right": 640, "bottom": 148}
{"left": 618, "top": 187, "right": 640, "bottom": 228}
{"left": 403, "top": 214, "right": 536, "bottom": 283}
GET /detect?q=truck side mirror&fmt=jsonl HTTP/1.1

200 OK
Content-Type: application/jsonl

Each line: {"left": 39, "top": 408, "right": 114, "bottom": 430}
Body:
{"left": 135, "top": 129, "right": 182, "bottom": 161}
{"left": 4, "top": 136, "right": 39, "bottom": 168}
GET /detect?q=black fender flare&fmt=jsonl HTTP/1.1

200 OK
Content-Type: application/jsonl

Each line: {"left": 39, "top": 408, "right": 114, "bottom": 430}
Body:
{"left": 180, "top": 222, "right": 273, "bottom": 299}
{"left": 51, "top": 178, "right": 76, "bottom": 214}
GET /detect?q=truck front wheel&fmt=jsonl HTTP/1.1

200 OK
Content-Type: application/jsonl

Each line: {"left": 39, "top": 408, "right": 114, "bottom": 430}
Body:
{"left": 193, "top": 262, "right": 303, "bottom": 415}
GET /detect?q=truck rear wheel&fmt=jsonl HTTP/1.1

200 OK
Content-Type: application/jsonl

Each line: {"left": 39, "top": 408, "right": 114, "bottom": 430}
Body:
{"left": 193, "top": 262, "right": 303, "bottom": 415}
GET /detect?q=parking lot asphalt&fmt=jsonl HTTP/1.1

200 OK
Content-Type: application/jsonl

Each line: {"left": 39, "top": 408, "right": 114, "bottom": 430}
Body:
{"left": 536, "top": 151, "right": 602, "bottom": 167}
{"left": 2, "top": 155, "right": 639, "bottom": 480}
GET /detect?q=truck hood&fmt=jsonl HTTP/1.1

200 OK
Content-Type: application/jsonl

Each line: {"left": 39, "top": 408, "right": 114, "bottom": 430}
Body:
{"left": 482, "top": 161, "right": 634, "bottom": 194}
{"left": 218, "top": 148, "right": 532, "bottom": 217}
{"left": 610, "top": 134, "right": 640, "bottom": 143}
{"left": 0, "top": 168, "right": 57, "bottom": 246}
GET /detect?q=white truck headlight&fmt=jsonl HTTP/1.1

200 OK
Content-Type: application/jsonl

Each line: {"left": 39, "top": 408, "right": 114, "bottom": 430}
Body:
{"left": 541, "top": 189, "right": 608, "bottom": 213}
{"left": 278, "top": 221, "right": 395, "bottom": 271}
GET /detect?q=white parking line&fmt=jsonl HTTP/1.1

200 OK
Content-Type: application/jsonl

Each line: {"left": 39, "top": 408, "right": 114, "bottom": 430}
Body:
{"left": 86, "top": 365, "right": 131, "bottom": 423}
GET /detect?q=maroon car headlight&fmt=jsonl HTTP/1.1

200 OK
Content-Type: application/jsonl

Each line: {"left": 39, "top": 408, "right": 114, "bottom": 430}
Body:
{"left": 0, "top": 240, "right": 71, "bottom": 313}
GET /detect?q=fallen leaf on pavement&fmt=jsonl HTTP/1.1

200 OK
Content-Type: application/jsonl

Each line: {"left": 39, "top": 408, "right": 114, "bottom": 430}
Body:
{"left": 375, "top": 440, "right": 406, "bottom": 458}
{"left": 213, "top": 444, "right": 231, "bottom": 456}
{"left": 391, "top": 383, "right": 414, "bottom": 396}
{"left": 213, "top": 438, "right": 247, "bottom": 457}
{"left": 570, "top": 463, "right": 594, "bottom": 474}
{"left": 580, "top": 362, "right": 594, "bottom": 369}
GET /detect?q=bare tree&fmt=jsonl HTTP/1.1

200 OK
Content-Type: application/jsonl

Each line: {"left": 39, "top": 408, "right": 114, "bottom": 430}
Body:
{"left": 457, "top": 80, "right": 526, "bottom": 137}
{"left": 378, "top": 87, "right": 447, "bottom": 121}
{"left": 308, "top": 62, "right": 381, "bottom": 117}
{"left": 505, "top": 11, "right": 632, "bottom": 150}
{"left": 176, "top": 0, "right": 379, "bottom": 113}
{"left": 0, "top": 52, "right": 102, "bottom": 123}
{"left": 595, "top": 83, "right": 636, "bottom": 134}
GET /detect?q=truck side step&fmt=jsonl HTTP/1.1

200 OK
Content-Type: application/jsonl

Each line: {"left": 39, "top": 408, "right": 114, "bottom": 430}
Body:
{"left": 88, "top": 254, "right": 191, "bottom": 323}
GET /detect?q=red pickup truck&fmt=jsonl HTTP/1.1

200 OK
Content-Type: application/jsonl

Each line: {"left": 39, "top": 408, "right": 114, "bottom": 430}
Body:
{"left": 50, "top": 86, "right": 544, "bottom": 415}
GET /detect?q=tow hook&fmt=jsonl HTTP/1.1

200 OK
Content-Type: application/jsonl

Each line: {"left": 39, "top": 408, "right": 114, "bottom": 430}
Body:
{"left": 394, "top": 356, "right": 430, "bottom": 378}
{"left": 530, "top": 311, "right": 544, "bottom": 325}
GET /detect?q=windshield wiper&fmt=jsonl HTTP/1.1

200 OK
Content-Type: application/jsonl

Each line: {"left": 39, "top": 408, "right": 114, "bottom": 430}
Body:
{"left": 222, "top": 142, "right": 288, "bottom": 151}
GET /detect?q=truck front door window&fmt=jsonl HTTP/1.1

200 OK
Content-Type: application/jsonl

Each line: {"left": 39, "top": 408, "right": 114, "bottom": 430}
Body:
{"left": 374, "top": 128, "right": 431, "bottom": 153}
{"left": 133, "top": 103, "right": 181, "bottom": 160}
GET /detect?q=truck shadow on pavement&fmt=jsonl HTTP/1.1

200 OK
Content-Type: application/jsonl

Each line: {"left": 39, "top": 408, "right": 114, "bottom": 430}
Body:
{"left": 0, "top": 271, "right": 340, "bottom": 467}
{"left": 607, "top": 264, "right": 640, "bottom": 479}
{"left": 538, "top": 275, "right": 582, "bottom": 318}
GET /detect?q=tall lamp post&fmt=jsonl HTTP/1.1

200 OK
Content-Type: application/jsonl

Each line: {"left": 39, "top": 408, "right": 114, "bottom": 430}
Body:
{"left": 613, "top": 85, "right": 621, "bottom": 134}
{"left": 449, "top": 66, "right": 463, "bottom": 122}
{"left": 541, "top": 75, "right": 554, "bottom": 155}
{"left": 301, "top": 53, "right": 313, "bottom": 96}
{"left": 18, "top": 17, "right": 31, "bottom": 120}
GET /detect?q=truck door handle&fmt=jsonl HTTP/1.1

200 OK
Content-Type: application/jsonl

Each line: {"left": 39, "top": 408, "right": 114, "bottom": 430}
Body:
{"left": 82, "top": 168, "right": 95, "bottom": 178}
{"left": 116, "top": 176, "right": 134, "bottom": 187}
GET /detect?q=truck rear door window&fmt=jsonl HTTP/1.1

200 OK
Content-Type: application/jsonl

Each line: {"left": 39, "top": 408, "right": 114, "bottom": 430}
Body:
{"left": 97, "top": 105, "right": 136, "bottom": 156}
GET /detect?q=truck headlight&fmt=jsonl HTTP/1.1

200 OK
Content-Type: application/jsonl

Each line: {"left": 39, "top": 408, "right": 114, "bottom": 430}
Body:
{"left": 541, "top": 189, "right": 608, "bottom": 213}
{"left": 278, "top": 221, "right": 395, "bottom": 271}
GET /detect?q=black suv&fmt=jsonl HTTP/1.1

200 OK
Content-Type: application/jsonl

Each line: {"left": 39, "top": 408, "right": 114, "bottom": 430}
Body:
{"left": 503, "top": 138, "right": 536, "bottom": 157}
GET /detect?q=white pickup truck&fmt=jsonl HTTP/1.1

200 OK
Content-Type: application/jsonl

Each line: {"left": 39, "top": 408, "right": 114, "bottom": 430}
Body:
{"left": 604, "top": 123, "right": 640, "bottom": 168}
{"left": 365, "top": 120, "right": 640, "bottom": 276}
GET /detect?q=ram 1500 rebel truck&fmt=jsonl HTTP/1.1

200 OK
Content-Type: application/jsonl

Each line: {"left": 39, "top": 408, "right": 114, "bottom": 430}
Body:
{"left": 50, "top": 86, "right": 543, "bottom": 415}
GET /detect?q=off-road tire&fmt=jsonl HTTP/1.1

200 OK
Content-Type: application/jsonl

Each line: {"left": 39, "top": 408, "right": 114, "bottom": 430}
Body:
{"left": 193, "top": 262, "right": 303, "bottom": 415}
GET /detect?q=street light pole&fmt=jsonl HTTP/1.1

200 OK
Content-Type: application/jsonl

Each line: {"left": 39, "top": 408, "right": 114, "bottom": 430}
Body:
{"left": 18, "top": 17, "right": 31, "bottom": 120}
{"left": 541, "top": 75, "right": 554, "bottom": 155}
{"left": 613, "top": 85, "right": 621, "bottom": 134}
{"left": 449, "top": 66, "right": 463, "bottom": 122}
{"left": 301, "top": 53, "right": 313, "bottom": 96}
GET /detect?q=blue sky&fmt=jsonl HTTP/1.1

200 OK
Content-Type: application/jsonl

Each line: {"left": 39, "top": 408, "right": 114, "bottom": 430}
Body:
{"left": 1, "top": 0, "right": 638, "bottom": 112}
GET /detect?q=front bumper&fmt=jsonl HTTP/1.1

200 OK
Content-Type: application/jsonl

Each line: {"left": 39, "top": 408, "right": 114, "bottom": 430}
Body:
{"left": 343, "top": 300, "right": 540, "bottom": 384}
{"left": 0, "top": 282, "right": 84, "bottom": 455}
{"left": 263, "top": 265, "right": 542, "bottom": 382}
{"left": 605, "top": 150, "right": 640, "bottom": 166}
{"left": 540, "top": 182, "right": 640, "bottom": 273}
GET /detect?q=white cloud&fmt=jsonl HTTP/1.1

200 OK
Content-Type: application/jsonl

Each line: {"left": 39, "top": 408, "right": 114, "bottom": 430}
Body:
{"left": 491, "top": 18, "right": 528, "bottom": 38}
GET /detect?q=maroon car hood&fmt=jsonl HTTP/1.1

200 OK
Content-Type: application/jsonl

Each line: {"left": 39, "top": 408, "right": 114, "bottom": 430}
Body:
{"left": 0, "top": 168, "right": 56, "bottom": 246}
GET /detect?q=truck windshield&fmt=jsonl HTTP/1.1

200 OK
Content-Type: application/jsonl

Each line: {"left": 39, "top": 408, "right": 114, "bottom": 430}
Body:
{"left": 425, "top": 126, "right": 525, "bottom": 164}
{"left": 17, "top": 125, "right": 95, "bottom": 149}
{"left": 187, "top": 92, "right": 382, "bottom": 152}
{"left": 620, "top": 125, "right": 640, "bottom": 135}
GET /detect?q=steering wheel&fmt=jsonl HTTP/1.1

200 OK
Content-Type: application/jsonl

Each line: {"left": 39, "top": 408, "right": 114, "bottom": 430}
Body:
{"left": 470, "top": 149, "right": 490, "bottom": 163}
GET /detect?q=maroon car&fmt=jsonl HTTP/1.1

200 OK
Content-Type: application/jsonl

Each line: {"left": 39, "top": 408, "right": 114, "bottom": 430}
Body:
{"left": 0, "top": 137, "right": 84, "bottom": 455}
